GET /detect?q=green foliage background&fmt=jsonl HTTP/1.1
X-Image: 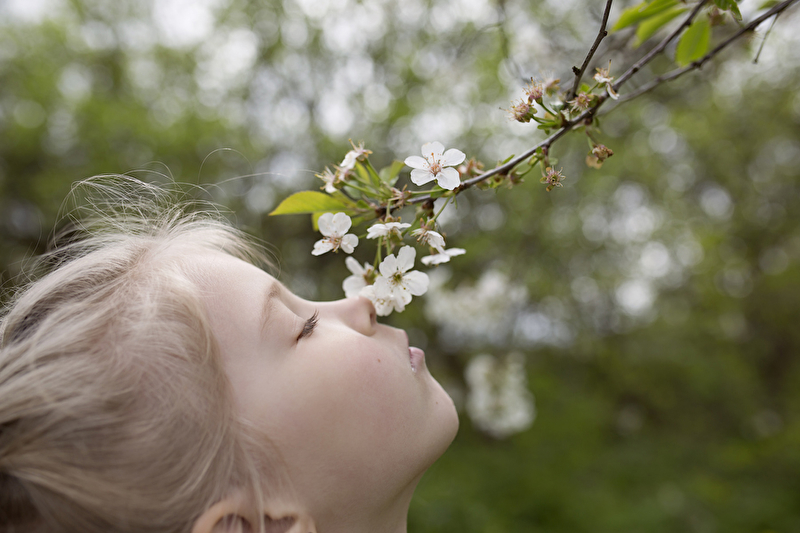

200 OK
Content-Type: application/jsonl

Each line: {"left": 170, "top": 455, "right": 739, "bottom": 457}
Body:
{"left": 1, "top": 0, "right": 799, "bottom": 531}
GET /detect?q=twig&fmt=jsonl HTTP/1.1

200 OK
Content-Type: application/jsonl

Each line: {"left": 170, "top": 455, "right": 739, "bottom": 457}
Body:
{"left": 613, "top": 0, "right": 710, "bottom": 90}
{"left": 753, "top": 12, "right": 779, "bottom": 64}
{"left": 615, "top": 0, "right": 799, "bottom": 103}
{"left": 406, "top": 0, "right": 799, "bottom": 206}
{"left": 567, "top": 0, "right": 615, "bottom": 100}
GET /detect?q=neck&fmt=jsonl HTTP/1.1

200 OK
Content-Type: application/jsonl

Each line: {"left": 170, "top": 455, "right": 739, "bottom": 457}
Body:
{"left": 314, "top": 473, "right": 421, "bottom": 533}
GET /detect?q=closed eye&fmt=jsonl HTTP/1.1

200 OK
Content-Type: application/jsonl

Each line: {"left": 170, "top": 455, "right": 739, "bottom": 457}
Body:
{"left": 296, "top": 310, "right": 319, "bottom": 341}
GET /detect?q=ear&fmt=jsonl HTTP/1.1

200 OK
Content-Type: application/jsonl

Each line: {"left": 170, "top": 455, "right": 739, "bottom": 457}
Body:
{"left": 192, "top": 493, "right": 316, "bottom": 533}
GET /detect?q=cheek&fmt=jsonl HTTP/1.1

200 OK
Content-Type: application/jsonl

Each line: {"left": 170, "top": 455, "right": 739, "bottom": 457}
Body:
{"left": 272, "top": 338, "right": 423, "bottom": 456}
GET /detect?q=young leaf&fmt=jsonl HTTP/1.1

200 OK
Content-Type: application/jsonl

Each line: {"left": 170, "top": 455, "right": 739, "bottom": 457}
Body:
{"left": 379, "top": 160, "right": 405, "bottom": 186}
{"left": 634, "top": 6, "right": 687, "bottom": 47}
{"left": 713, "top": 0, "right": 742, "bottom": 21}
{"left": 269, "top": 191, "right": 351, "bottom": 216}
{"left": 611, "top": 0, "right": 680, "bottom": 32}
{"left": 675, "top": 15, "right": 711, "bottom": 66}
{"left": 758, "top": 0, "right": 780, "bottom": 9}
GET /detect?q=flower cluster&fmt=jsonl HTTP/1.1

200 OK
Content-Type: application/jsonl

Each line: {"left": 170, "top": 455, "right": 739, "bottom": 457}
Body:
{"left": 301, "top": 142, "right": 469, "bottom": 315}
{"left": 465, "top": 352, "right": 536, "bottom": 439}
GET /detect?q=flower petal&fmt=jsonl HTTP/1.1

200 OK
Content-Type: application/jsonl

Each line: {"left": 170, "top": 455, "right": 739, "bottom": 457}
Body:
{"left": 345, "top": 256, "right": 363, "bottom": 275}
{"left": 442, "top": 148, "right": 466, "bottom": 167}
{"left": 435, "top": 167, "right": 461, "bottom": 190}
{"left": 367, "top": 223, "right": 387, "bottom": 239}
{"left": 317, "top": 213, "right": 334, "bottom": 236}
{"left": 410, "top": 168, "right": 435, "bottom": 186}
{"left": 343, "top": 275, "right": 366, "bottom": 298}
{"left": 421, "top": 141, "right": 445, "bottom": 158}
{"left": 404, "top": 155, "right": 429, "bottom": 170}
{"left": 340, "top": 234, "right": 358, "bottom": 254}
{"left": 331, "top": 212, "right": 352, "bottom": 234}
{"left": 396, "top": 245, "right": 416, "bottom": 272}
{"left": 446, "top": 248, "right": 466, "bottom": 258}
{"left": 379, "top": 254, "right": 398, "bottom": 277}
{"left": 312, "top": 239, "right": 334, "bottom": 256}
{"left": 421, "top": 253, "right": 448, "bottom": 266}
{"left": 402, "top": 270, "right": 429, "bottom": 296}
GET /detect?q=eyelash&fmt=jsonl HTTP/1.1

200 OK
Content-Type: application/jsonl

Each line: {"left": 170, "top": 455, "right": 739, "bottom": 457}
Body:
{"left": 296, "top": 310, "right": 319, "bottom": 341}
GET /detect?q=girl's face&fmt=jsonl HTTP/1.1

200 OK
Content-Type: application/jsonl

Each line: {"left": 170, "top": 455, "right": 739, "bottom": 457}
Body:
{"left": 190, "top": 252, "right": 458, "bottom": 520}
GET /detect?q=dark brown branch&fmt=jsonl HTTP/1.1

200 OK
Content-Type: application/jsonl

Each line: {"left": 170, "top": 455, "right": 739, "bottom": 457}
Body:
{"left": 613, "top": 0, "right": 710, "bottom": 91}
{"left": 615, "top": 0, "right": 800, "bottom": 103}
{"left": 567, "top": 0, "right": 614, "bottom": 101}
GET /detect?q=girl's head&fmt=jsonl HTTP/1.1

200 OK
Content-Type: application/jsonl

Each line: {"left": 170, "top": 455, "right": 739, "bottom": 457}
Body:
{"left": 0, "top": 177, "right": 458, "bottom": 533}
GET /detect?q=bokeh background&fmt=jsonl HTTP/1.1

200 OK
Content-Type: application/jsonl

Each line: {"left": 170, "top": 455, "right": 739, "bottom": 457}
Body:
{"left": 1, "top": 0, "right": 799, "bottom": 531}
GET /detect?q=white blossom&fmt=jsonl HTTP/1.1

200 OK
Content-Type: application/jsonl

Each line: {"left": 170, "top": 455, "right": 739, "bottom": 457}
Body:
{"left": 362, "top": 246, "right": 429, "bottom": 316}
{"left": 421, "top": 247, "right": 465, "bottom": 266}
{"left": 404, "top": 141, "right": 466, "bottom": 190}
{"left": 340, "top": 141, "right": 371, "bottom": 170}
{"left": 359, "top": 282, "right": 396, "bottom": 316}
{"left": 317, "top": 167, "right": 338, "bottom": 194}
{"left": 366, "top": 222, "right": 411, "bottom": 240}
{"left": 411, "top": 227, "right": 446, "bottom": 253}
{"left": 312, "top": 212, "right": 358, "bottom": 256}
{"left": 342, "top": 256, "right": 374, "bottom": 298}
{"left": 465, "top": 353, "right": 536, "bottom": 439}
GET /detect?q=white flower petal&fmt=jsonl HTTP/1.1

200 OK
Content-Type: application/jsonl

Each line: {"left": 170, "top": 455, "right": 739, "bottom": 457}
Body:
{"left": 396, "top": 246, "right": 416, "bottom": 272}
{"left": 404, "top": 155, "right": 429, "bottom": 169}
{"left": 402, "top": 271, "right": 429, "bottom": 296}
{"left": 446, "top": 248, "right": 466, "bottom": 257}
{"left": 436, "top": 167, "right": 461, "bottom": 190}
{"left": 317, "top": 213, "right": 334, "bottom": 236}
{"left": 421, "top": 141, "right": 445, "bottom": 158}
{"left": 379, "top": 254, "right": 398, "bottom": 277}
{"left": 367, "top": 223, "right": 388, "bottom": 239}
{"left": 343, "top": 275, "right": 366, "bottom": 298}
{"left": 345, "top": 256, "right": 364, "bottom": 275}
{"left": 312, "top": 239, "right": 334, "bottom": 256}
{"left": 442, "top": 148, "right": 466, "bottom": 167}
{"left": 331, "top": 212, "right": 352, "bottom": 234}
{"left": 340, "top": 233, "right": 358, "bottom": 254}
{"left": 410, "top": 168, "right": 435, "bottom": 186}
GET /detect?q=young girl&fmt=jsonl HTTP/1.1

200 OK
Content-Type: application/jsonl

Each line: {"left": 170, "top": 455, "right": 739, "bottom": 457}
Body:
{"left": 0, "top": 177, "right": 459, "bottom": 533}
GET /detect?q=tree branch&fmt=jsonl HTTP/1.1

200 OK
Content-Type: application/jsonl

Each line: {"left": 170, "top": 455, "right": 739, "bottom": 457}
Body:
{"left": 405, "top": 0, "right": 799, "bottom": 207}
{"left": 567, "top": 0, "right": 614, "bottom": 101}
{"left": 614, "top": 0, "right": 799, "bottom": 104}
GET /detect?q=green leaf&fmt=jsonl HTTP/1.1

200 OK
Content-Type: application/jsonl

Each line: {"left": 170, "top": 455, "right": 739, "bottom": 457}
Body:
{"left": 713, "top": 0, "right": 742, "bottom": 20}
{"left": 758, "top": 0, "right": 780, "bottom": 9}
{"left": 269, "top": 191, "right": 351, "bottom": 216}
{"left": 634, "top": 6, "right": 687, "bottom": 47}
{"left": 611, "top": 0, "right": 680, "bottom": 32}
{"left": 379, "top": 160, "right": 405, "bottom": 186}
{"left": 675, "top": 15, "right": 711, "bottom": 66}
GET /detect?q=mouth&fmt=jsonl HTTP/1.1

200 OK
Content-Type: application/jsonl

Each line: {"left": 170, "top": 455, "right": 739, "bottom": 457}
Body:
{"left": 402, "top": 330, "right": 426, "bottom": 373}
{"left": 408, "top": 347, "right": 425, "bottom": 373}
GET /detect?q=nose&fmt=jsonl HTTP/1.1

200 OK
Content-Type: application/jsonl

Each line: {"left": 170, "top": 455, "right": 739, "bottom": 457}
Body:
{"left": 324, "top": 296, "right": 377, "bottom": 336}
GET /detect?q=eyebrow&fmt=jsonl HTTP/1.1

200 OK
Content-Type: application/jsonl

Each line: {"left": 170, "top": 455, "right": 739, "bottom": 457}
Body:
{"left": 261, "top": 282, "right": 282, "bottom": 334}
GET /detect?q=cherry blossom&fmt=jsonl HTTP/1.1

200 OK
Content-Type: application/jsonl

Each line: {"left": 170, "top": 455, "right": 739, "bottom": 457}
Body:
{"left": 594, "top": 62, "right": 619, "bottom": 100}
{"left": 359, "top": 281, "right": 397, "bottom": 316}
{"left": 404, "top": 142, "right": 466, "bottom": 190}
{"left": 311, "top": 212, "right": 358, "bottom": 256}
{"left": 411, "top": 227, "right": 446, "bottom": 253}
{"left": 342, "top": 257, "right": 374, "bottom": 298}
{"left": 421, "top": 247, "right": 466, "bottom": 266}
{"left": 366, "top": 222, "right": 411, "bottom": 240}
{"left": 362, "top": 246, "right": 429, "bottom": 315}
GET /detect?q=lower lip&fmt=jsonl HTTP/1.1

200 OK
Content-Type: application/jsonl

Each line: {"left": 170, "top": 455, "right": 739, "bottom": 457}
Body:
{"left": 409, "top": 347, "right": 425, "bottom": 373}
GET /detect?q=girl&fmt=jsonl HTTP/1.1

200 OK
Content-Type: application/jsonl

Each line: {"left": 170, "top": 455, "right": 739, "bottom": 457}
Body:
{"left": 0, "top": 177, "right": 458, "bottom": 533}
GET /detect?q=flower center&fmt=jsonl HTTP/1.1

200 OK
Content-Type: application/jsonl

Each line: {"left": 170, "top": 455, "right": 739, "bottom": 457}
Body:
{"left": 428, "top": 155, "right": 442, "bottom": 176}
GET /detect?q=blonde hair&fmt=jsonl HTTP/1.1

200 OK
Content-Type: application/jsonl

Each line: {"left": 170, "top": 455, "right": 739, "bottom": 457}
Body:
{"left": 0, "top": 176, "right": 274, "bottom": 532}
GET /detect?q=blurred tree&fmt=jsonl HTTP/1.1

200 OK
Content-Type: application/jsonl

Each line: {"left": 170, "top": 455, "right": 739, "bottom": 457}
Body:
{"left": 1, "top": 0, "right": 799, "bottom": 531}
